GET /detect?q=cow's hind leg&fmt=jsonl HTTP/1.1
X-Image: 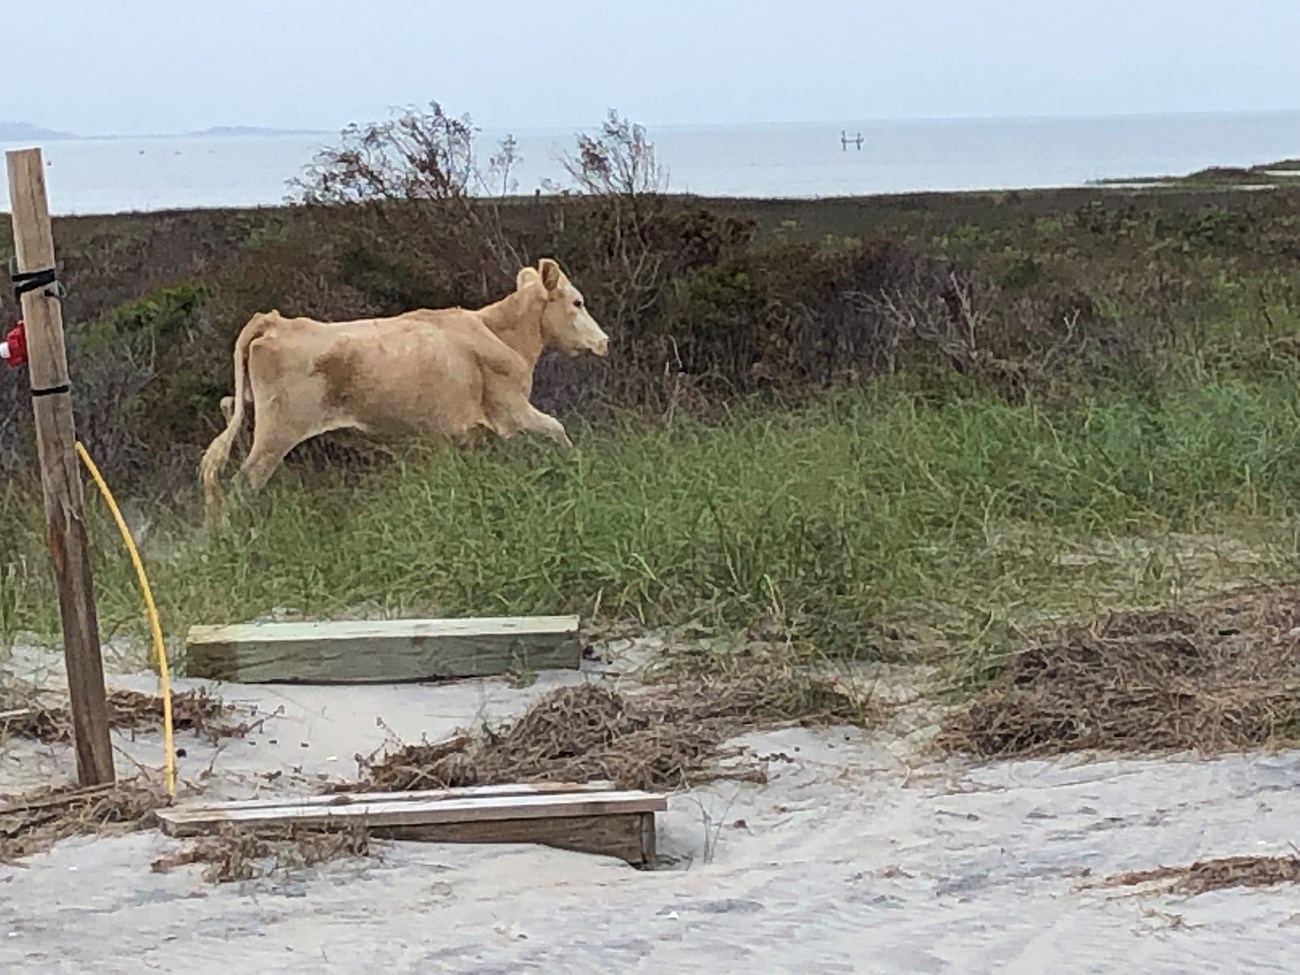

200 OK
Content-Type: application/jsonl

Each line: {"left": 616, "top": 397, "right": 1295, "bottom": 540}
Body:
{"left": 235, "top": 421, "right": 309, "bottom": 496}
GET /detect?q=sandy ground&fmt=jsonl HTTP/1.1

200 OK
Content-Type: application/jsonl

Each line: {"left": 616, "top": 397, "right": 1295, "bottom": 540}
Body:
{"left": 2, "top": 637, "right": 1298, "bottom": 974}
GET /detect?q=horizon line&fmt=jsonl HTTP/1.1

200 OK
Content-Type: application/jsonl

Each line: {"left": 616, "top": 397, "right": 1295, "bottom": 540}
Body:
{"left": 5, "top": 105, "right": 1300, "bottom": 142}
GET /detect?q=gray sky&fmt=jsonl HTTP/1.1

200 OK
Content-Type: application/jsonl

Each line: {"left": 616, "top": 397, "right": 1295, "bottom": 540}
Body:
{"left": 19, "top": 0, "right": 1300, "bottom": 136}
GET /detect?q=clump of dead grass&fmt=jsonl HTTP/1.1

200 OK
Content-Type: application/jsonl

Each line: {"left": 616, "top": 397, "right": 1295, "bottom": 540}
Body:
{"left": 341, "top": 675, "right": 873, "bottom": 794}
{"left": 935, "top": 585, "right": 1300, "bottom": 760}
{"left": 151, "top": 823, "right": 374, "bottom": 884}
{"left": 0, "top": 775, "right": 174, "bottom": 863}
{"left": 1092, "top": 854, "right": 1300, "bottom": 897}
{"left": 0, "top": 775, "right": 372, "bottom": 882}
{"left": 0, "top": 687, "right": 244, "bottom": 745}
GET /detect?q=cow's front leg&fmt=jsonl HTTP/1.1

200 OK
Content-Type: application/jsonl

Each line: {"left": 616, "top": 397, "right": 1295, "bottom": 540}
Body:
{"left": 521, "top": 405, "right": 573, "bottom": 449}
{"left": 491, "top": 397, "right": 573, "bottom": 449}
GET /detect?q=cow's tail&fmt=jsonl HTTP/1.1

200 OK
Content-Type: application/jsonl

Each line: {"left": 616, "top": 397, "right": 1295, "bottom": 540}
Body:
{"left": 198, "top": 311, "right": 275, "bottom": 526}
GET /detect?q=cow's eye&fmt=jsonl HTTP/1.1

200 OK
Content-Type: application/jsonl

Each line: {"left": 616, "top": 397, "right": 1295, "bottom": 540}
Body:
{"left": 573, "top": 299, "right": 584, "bottom": 308}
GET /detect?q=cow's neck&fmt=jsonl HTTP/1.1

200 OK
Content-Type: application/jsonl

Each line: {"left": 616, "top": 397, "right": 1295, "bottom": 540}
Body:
{"left": 478, "top": 288, "right": 545, "bottom": 369}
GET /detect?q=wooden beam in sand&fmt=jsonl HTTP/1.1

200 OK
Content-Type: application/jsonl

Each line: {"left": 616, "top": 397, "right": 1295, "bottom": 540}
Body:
{"left": 182, "top": 615, "right": 583, "bottom": 684}
{"left": 169, "top": 780, "right": 621, "bottom": 815}
{"left": 155, "top": 782, "right": 666, "bottom": 867}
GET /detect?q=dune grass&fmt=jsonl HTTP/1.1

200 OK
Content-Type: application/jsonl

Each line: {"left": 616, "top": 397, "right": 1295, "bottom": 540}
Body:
{"left": 7, "top": 367, "right": 1300, "bottom": 689}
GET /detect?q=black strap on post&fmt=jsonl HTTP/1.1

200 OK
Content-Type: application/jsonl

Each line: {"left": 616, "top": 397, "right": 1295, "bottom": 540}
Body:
{"left": 10, "top": 261, "right": 71, "bottom": 397}
{"left": 13, "top": 266, "right": 60, "bottom": 302}
{"left": 31, "top": 382, "right": 71, "bottom": 398}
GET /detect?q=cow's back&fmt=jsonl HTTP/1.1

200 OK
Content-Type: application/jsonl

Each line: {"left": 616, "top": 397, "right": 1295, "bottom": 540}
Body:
{"left": 258, "top": 310, "right": 503, "bottom": 438}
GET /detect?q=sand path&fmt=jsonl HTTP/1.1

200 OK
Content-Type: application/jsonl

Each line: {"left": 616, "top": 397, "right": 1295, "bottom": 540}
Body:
{"left": 1, "top": 643, "right": 1296, "bottom": 974}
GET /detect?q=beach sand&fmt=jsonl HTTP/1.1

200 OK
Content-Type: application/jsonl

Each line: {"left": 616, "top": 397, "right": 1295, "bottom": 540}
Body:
{"left": 1, "top": 638, "right": 1297, "bottom": 974}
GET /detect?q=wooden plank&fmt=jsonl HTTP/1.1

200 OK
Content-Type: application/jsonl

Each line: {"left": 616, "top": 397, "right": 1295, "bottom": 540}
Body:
{"left": 173, "top": 781, "right": 618, "bottom": 815}
{"left": 182, "top": 614, "right": 583, "bottom": 684}
{"left": 6, "top": 147, "right": 115, "bottom": 787}
{"left": 378, "top": 811, "right": 657, "bottom": 867}
{"left": 155, "top": 789, "right": 668, "bottom": 837}
{"left": 0, "top": 782, "right": 120, "bottom": 817}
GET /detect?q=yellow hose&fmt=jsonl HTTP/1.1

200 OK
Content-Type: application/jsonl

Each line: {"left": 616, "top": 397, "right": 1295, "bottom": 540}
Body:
{"left": 74, "top": 442, "right": 176, "bottom": 798}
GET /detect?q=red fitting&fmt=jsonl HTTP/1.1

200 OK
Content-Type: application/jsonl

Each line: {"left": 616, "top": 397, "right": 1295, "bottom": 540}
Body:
{"left": 1, "top": 321, "right": 27, "bottom": 368}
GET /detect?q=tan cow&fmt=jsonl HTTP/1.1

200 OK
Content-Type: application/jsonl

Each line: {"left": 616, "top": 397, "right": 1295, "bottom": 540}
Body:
{"left": 197, "top": 257, "right": 608, "bottom": 526}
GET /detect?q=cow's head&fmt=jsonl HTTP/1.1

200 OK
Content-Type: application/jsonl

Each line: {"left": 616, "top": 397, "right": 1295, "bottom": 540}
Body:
{"left": 524, "top": 258, "right": 609, "bottom": 358}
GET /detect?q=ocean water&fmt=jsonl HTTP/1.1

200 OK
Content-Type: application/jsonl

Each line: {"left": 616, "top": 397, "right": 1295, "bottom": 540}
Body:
{"left": 3, "top": 110, "right": 1300, "bottom": 216}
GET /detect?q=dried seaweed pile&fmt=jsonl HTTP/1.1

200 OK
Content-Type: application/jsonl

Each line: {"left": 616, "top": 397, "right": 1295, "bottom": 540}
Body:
{"left": 0, "top": 687, "right": 242, "bottom": 745}
{"left": 0, "top": 776, "right": 172, "bottom": 863}
{"left": 344, "top": 677, "right": 868, "bottom": 794}
{"left": 151, "top": 824, "right": 373, "bottom": 884}
{"left": 937, "top": 586, "right": 1300, "bottom": 760}
{"left": 1095, "top": 855, "right": 1300, "bottom": 897}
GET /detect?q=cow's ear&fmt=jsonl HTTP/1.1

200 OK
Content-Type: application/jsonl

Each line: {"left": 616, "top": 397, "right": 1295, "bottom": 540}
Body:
{"left": 516, "top": 266, "right": 540, "bottom": 291}
{"left": 538, "top": 258, "right": 561, "bottom": 293}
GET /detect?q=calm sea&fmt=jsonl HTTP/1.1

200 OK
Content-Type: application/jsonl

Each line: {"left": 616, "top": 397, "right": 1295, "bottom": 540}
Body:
{"left": 4, "top": 111, "right": 1300, "bottom": 216}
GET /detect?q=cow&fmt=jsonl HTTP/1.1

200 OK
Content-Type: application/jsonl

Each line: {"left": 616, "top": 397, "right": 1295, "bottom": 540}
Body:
{"left": 197, "top": 257, "right": 609, "bottom": 527}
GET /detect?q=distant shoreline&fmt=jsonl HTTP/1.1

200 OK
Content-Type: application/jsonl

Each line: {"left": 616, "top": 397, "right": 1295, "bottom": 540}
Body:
{"left": 19, "top": 176, "right": 1300, "bottom": 223}
{"left": 6, "top": 106, "right": 1300, "bottom": 145}
{"left": 0, "top": 123, "right": 333, "bottom": 143}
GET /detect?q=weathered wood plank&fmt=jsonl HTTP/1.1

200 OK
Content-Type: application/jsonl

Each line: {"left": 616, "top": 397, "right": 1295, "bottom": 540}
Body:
{"left": 154, "top": 789, "right": 667, "bottom": 837}
{"left": 378, "top": 811, "right": 658, "bottom": 867}
{"left": 182, "top": 615, "right": 583, "bottom": 683}
{"left": 172, "top": 780, "right": 618, "bottom": 816}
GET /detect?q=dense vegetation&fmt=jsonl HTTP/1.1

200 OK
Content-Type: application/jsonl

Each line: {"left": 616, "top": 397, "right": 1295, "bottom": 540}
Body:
{"left": 3, "top": 102, "right": 1300, "bottom": 683}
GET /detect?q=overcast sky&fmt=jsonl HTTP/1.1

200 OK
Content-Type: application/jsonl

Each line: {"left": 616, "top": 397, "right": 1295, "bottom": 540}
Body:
{"left": 17, "top": 0, "right": 1300, "bottom": 136}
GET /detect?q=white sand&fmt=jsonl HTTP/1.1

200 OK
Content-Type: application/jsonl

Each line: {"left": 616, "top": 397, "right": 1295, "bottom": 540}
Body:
{"left": 2, "top": 639, "right": 1298, "bottom": 974}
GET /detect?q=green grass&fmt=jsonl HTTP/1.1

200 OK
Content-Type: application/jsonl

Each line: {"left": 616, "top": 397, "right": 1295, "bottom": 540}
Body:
{"left": 7, "top": 369, "right": 1300, "bottom": 685}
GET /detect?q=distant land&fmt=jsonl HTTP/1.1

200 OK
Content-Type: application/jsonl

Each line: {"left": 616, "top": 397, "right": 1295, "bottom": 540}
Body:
{"left": 0, "top": 121, "right": 78, "bottom": 142}
{"left": 0, "top": 121, "right": 332, "bottom": 142}
{"left": 180, "top": 125, "right": 333, "bottom": 138}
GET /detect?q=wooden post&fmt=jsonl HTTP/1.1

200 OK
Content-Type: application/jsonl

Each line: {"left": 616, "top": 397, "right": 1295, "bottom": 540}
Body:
{"left": 6, "top": 146, "right": 115, "bottom": 787}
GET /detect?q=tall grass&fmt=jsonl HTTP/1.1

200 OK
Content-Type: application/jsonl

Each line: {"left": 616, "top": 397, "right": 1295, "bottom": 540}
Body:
{"left": 7, "top": 369, "right": 1300, "bottom": 679}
